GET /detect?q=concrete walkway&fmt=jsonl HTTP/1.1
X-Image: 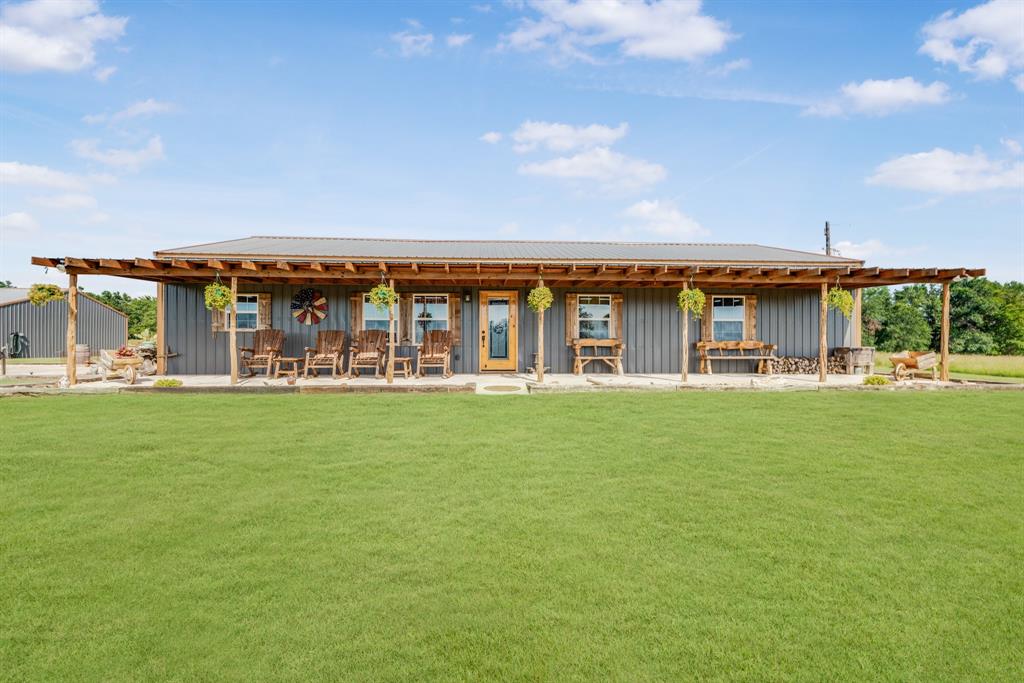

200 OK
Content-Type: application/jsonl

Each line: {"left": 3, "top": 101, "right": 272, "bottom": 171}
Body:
{"left": 6, "top": 365, "right": 1019, "bottom": 395}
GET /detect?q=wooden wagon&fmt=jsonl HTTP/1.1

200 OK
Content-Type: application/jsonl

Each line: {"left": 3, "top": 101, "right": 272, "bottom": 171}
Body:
{"left": 98, "top": 348, "right": 154, "bottom": 384}
{"left": 890, "top": 350, "right": 938, "bottom": 381}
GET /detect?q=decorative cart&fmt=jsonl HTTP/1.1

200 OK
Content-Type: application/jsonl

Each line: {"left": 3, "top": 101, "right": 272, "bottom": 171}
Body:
{"left": 889, "top": 350, "right": 938, "bottom": 381}
{"left": 98, "top": 345, "right": 156, "bottom": 384}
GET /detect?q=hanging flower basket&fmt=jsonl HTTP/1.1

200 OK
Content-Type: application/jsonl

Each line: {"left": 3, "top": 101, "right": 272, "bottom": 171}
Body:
{"left": 677, "top": 288, "right": 706, "bottom": 318}
{"left": 27, "top": 283, "right": 64, "bottom": 307}
{"left": 827, "top": 286, "right": 854, "bottom": 319}
{"left": 204, "top": 282, "right": 232, "bottom": 311}
{"left": 527, "top": 286, "right": 553, "bottom": 313}
{"left": 368, "top": 283, "right": 398, "bottom": 312}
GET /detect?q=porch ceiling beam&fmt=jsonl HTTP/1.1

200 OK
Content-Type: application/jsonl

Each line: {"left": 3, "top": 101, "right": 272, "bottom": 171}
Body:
{"left": 171, "top": 259, "right": 194, "bottom": 270}
{"left": 274, "top": 260, "right": 292, "bottom": 271}
{"left": 31, "top": 256, "right": 60, "bottom": 268}
{"left": 309, "top": 261, "right": 325, "bottom": 272}
{"left": 99, "top": 258, "right": 125, "bottom": 269}
{"left": 378, "top": 261, "right": 388, "bottom": 273}
{"left": 206, "top": 259, "right": 226, "bottom": 270}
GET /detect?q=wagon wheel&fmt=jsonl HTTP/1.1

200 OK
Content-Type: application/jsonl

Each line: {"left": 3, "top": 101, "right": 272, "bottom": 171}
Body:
{"left": 124, "top": 365, "right": 137, "bottom": 385}
{"left": 893, "top": 363, "right": 907, "bottom": 381}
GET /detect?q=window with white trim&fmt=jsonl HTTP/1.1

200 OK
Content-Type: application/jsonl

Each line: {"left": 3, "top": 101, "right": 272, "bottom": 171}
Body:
{"left": 235, "top": 294, "right": 259, "bottom": 330}
{"left": 413, "top": 294, "right": 448, "bottom": 344}
{"left": 712, "top": 296, "right": 745, "bottom": 341}
{"left": 577, "top": 294, "right": 612, "bottom": 339}
{"left": 362, "top": 294, "right": 399, "bottom": 337}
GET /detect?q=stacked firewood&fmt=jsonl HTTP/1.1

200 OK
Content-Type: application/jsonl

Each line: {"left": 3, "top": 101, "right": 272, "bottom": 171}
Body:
{"left": 774, "top": 356, "right": 847, "bottom": 374}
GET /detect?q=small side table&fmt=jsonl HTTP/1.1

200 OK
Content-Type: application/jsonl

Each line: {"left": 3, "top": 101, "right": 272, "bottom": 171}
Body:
{"left": 274, "top": 357, "right": 303, "bottom": 379}
{"left": 392, "top": 357, "right": 413, "bottom": 379}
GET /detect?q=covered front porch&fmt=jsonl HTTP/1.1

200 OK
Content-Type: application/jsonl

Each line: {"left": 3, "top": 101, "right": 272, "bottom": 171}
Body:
{"left": 31, "top": 246, "right": 983, "bottom": 388}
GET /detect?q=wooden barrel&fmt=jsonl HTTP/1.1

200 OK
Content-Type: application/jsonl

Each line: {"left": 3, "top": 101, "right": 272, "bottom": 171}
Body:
{"left": 75, "top": 343, "right": 90, "bottom": 365}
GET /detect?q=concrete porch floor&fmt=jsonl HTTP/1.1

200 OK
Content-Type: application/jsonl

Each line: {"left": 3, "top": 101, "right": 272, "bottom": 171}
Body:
{"left": 22, "top": 365, "right": 890, "bottom": 393}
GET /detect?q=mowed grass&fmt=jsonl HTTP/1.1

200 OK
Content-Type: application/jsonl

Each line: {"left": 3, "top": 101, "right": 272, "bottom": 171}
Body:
{"left": 2, "top": 393, "right": 1022, "bottom": 681}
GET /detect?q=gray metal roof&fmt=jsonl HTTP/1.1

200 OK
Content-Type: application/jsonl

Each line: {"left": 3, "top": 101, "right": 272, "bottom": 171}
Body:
{"left": 0, "top": 288, "right": 31, "bottom": 305}
{"left": 157, "top": 236, "right": 860, "bottom": 265}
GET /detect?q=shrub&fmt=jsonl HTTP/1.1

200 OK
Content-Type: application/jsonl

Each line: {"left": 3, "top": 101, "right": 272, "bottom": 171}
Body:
{"left": 863, "top": 375, "right": 891, "bottom": 386}
{"left": 153, "top": 378, "right": 183, "bottom": 388}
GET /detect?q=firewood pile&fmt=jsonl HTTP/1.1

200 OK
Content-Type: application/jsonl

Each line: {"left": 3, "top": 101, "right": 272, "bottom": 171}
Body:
{"left": 774, "top": 356, "right": 847, "bottom": 374}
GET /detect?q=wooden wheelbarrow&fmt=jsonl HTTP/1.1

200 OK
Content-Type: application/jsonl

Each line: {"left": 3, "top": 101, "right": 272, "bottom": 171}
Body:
{"left": 99, "top": 348, "right": 154, "bottom": 384}
{"left": 890, "top": 350, "right": 938, "bottom": 381}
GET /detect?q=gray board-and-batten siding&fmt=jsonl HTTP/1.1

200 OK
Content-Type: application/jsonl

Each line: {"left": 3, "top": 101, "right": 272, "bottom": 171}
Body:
{"left": 164, "top": 283, "right": 851, "bottom": 375}
{"left": 0, "top": 293, "right": 127, "bottom": 358}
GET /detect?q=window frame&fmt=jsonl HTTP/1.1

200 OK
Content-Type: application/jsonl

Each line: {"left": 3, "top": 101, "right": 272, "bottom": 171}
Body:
{"left": 711, "top": 295, "right": 746, "bottom": 341}
{"left": 362, "top": 293, "right": 400, "bottom": 338}
{"left": 411, "top": 293, "right": 449, "bottom": 346}
{"left": 234, "top": 294, "right": 260, "bottom": 331}
{"left": 576, "top": 293, "right": 613, "bottom": 340}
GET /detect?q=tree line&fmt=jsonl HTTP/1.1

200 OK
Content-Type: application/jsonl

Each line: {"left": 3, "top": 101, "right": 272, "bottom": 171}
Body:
{"left": 861, "top": 279, "right": 1024, "bottom": 355}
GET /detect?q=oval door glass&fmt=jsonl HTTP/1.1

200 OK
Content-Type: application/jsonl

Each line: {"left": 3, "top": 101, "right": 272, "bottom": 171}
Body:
{"left": 487, "top": 298, "right": 509, "bottom": 360}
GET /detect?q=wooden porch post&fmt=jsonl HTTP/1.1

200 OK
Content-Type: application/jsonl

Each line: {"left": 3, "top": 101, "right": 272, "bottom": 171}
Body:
{"left": 66, "top": 273, "right": 78, "bottom": 386}
{"left": 536, "top": 278, "right": 545, "bottom": 383}
{"left": 156, "top": 282, "right": 166, "bottom": 375}
{"left": 229, "top": 277, "right": 238, "bottom": 385}
{"left": 818, "top": 281, "right": 827, "bottom": 383}
{"left": 386, "top": 278, "right": 396, "bottom": 384}
{"left": 681, "top": 282, "right": 689, "bottom": 383}
{"left": 940, "top": 282, "right": 950, "bottom": 381}
{"left": 852, "top": 287, "right": 862, "bottom": 346}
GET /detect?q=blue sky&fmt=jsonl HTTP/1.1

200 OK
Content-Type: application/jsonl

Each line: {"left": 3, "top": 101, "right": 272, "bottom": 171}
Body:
{"left": 1, "top": 0, "right": 1022, "bottom": 295}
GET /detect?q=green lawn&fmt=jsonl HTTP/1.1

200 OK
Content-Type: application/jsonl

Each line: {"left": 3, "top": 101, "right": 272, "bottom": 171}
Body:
{"left": 2, "top": 393, "right": 1022, "bottom": 680}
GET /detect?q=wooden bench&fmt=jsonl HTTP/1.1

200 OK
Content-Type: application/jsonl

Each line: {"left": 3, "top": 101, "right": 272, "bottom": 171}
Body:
{"left": 697, "top": 340, "right": 777, "bottom": 375}
{"left": 571, "top": 338, "right": 625, "bottom": 375}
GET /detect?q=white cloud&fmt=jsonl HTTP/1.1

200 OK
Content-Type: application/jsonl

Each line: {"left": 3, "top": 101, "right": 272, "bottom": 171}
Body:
{"left": 480, "top": 131, "right": 503, "bottom": 144}
{"left": 919, "top": 0, "right": 1024, "bottom": 85}
{"left": 29, "top": 193, "right": 97, "bottom": 209}
{"left": 0, "top": 211, "right": 39, "bottom": 233}
{"left": 518, "top": 146, "right": 666, "bottom": 190}
{"left": 1002, "top": 137, "right": 1023, "bottom": 155}
{"left": 512, "top": 120, "right": 628, "bottom": 153}
{"left": 500, "top": 0, "right": 735, "bottom": 63}
{"left": 804, "top": 77, "right": 951, "bottom": 117}
{"left": 84, "top": 98, "right": 175, "bottom": 125}
{"left": 866, "top": 147, "right": 1024, "bottom": 193}
{"left": 621, "top": 199, "right": 706, "bottom": 238}
{"left": 0, "top": 161, "right": 87, "bottom": 190}
{"left": 391, "top": 29, "right": 434, "bottom": 57}
{"left": 446, "top": 33, "right": 472, "bottom": 48}
{"left": 1014, "top": 74, "right": 1024, "bottom": 91}
{"left": 472, "top": 3, "right": 493, "bottom": 12}
{"left": 0, "top": 0, "right": 127, "bottom": 73}
{"left": 708, "top": 58, "right": 750, "bottom": 77}
{"left": 71, "top": 135, "right": 165, "bottom": 171}
{"left": 93, "top": 65, "right": 116, "bottom": 81}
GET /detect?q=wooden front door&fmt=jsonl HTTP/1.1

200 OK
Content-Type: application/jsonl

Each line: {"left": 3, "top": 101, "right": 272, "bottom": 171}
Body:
{"left": 479, "top": 291, "right": 518, "bottom": 371}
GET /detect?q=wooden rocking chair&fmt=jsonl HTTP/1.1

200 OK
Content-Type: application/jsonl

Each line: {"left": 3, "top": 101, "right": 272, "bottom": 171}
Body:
{"left": 240, "top": 329, "right": 285, "bottom": 377}
{"left": 348, "top": 329, "right": 388, "bottom": 377}
{"left": 304, "top": 330, "right": 348, "bottom": 378}
{"left": 417, "top": 329, "right": 453, "bottom": 378}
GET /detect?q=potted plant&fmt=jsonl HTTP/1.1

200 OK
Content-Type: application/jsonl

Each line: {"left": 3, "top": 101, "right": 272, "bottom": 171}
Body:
{"left": 527, "top": 284, "right": 553, "bottom": 382}
{"left": 27, "top": 283, "right": 64, "bottom": 307}
{"left": 677, "top": 287, "right": 705, "bottom": 382}
{"left": 368, "top": 282, "right": 398, "bottom": 311}
{"left": 204, "top": 281, "right": 232, "bottom": 311}
{"left": 826, "top": 284, "right": 854, "bottom": 319}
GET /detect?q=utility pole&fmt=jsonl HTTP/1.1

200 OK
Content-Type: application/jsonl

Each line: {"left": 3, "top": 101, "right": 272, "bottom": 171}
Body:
{"left": 824, "top": 221, "right": 832, "bottom": 256}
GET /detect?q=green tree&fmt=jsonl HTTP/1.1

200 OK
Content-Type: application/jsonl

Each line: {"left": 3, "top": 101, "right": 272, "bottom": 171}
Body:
{"left": 993, "top": 282, "right": 1024, "bottom": 355}
{"left": 949, "top": 278, "right": 1001, "bottom": 354}
{"left": 860, "top": 287, "right": 891, "bottom": 348}
{"left": 92, "top": 291, "right": 157, "bottom": 339}
{"left": 877, "top": 300, "right": 932, "bottom": 351}
{"left": 0, "top": 280, "right": 12, "bottom": 287}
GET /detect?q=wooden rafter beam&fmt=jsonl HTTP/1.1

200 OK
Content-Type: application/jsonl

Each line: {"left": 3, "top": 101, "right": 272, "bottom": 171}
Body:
{"left": 241, "top": 260, "right": 260, "bottom": 271}
{"left": 171, "top": 259, "right": 194, "bottom": 270}
{"left": 99, "top": 258, "right": 125, "bottom": 269}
